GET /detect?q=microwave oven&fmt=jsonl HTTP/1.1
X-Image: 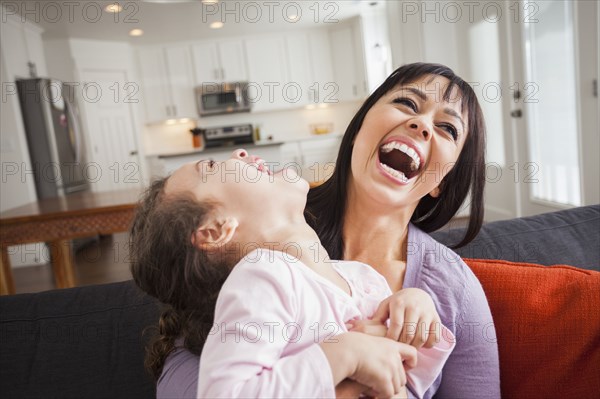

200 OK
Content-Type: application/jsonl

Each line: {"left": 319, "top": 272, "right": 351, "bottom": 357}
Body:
{"left": 195, "top": 81, "right": 251, "bottom": 117}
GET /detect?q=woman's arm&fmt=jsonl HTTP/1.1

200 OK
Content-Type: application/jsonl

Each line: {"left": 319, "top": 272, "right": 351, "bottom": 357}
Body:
{"left": 434, "top": 262, "right": 501, "bottom": 398}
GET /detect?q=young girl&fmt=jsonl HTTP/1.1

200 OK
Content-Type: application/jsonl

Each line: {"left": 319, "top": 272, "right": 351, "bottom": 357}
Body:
{"left": 130, "top": 149, "right": 455, "bottom": 398}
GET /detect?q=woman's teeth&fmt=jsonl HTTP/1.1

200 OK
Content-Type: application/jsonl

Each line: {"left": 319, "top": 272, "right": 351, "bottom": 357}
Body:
{"left": 380, "top": 162, "right": 408, "bottom": 183}
{"left": 380, "top": 142, "right": 421, "bottom": 169}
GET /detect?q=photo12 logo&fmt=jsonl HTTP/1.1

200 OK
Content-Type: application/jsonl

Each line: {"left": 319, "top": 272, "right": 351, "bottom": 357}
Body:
{"left": 1, "top": 1, "right": 140, "bottom": 24}
{"left": 200, "top": 1, "right": 340, "bottom": 24}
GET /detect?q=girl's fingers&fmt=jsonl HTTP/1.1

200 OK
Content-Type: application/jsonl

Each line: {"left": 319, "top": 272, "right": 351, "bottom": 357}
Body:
{"left": 399, "top": 309, "right": 418, "bottom": 346}
{"left": 386, "top": 307, "right": 405, "bottom": 342}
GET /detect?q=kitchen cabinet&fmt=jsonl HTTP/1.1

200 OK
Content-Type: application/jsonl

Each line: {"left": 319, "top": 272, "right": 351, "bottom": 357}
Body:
{"left": 1, "top": 17, "right": 47, "bottom": 79}
{"left": 280, "top": 135, "right": 342, "bottom": 183}
{"left": 246, "top": 28, "right": 337, "bottom": 112}
{"left": 191, "top": 39, "right": 248, "bottom": 84}
{"left": 245, "top": 36, "right": 289, "bottom": 112}
{"left": 137, "top": 45, "right": 196, "bottom": 123}
{"left": 329, "top": 16, "right": 368, "bottom": 102}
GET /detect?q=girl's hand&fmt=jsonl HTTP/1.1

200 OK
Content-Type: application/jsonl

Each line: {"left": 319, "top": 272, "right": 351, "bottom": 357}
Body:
{"left": 363, "top": 288, "right": 442, "bottom": 349}
{"left": 320, "top": 332, "right": 417, "bottom": 398}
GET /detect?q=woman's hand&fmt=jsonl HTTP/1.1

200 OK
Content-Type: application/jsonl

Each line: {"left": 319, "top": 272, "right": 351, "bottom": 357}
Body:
{"left": 320, "top": 332, "right": 417, "bottom": 398}
{"left": 351, "top": 288, "right": 442, "bottom": 349}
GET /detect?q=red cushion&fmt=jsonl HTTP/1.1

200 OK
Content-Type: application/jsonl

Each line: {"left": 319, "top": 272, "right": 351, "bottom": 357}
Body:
{"left": 465, "top": 259, "right": 600, "bottom": 398}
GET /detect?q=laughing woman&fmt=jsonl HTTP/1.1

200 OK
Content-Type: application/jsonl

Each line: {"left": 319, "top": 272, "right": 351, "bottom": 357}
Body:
{"left": 152, "top": 63, "right": 500, "bottom": 398}
{"left": 305, "top": 63, "right": 500, "bottom": 397}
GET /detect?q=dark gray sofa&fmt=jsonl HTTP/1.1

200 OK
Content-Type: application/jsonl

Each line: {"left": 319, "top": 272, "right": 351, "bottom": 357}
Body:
{"left": 1, "top": 205, "right": 598, "bottom": 398}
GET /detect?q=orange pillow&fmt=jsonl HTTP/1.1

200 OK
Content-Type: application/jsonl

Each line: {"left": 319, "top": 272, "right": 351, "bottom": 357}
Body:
{"left": 465, "top": 259, "right": 600, "bottom": 398}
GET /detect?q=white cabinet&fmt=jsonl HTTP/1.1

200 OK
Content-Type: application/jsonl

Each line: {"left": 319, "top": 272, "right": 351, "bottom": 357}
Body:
{"left": 246, "top": 28, "right": 337, "bottom": 112}
{"left": 164, "top": 46, "right": 197, "bottom": 117}
{"left": 191, "top": 39, "right": 248, "bottom": 84}
{"left": 1, "top": 18, "right": 47, "bottom": 79}
{"left": 284, "top": 33, "right": 313, "bottom": 106}
{"left": 245, "top": 36, "right": 289, "bottom": 112}
{"left": 138, "top": 45, "right": 196, "bottom": 123}
{"left": 281, "top": 136, "right": 342, "bottom": 183}
{"left": 329, "top": 16, "right": 368, "bottom": 102}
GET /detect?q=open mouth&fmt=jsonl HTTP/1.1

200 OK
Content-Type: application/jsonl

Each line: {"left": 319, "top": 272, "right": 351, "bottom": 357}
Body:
{"left": 378, "top": 141, "right": 422, "bottom": 183}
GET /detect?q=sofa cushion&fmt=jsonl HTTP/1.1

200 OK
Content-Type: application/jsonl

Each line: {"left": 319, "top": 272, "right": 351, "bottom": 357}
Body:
{"left": 433, "top": 205, "right": 600, "bottom": 271}
{"left": 466, "top": 258, "right": 600, "bottom": 398}
{"left": 0, "top": 280, "right": 161, "bottom": 398}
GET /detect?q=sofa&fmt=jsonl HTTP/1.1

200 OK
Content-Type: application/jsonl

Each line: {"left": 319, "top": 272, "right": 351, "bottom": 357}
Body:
{"left": 1, "top": 205, "right": 599, "bottom": 398}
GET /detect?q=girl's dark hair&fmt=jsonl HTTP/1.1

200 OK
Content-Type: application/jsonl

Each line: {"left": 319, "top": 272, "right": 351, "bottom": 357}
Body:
{"left": 129, "top": 178, "right": 237, "bottom": 380}
{"left": 306, "top": 62, "right": 486, "bottom": 258}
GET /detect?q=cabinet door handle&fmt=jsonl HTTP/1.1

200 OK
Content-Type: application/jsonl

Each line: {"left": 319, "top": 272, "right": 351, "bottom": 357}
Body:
{"left": 214, "top": 69, "right": 219, "bottom": 80}
{"left": 220, "top": 68, "right": 225, "bottom": 80}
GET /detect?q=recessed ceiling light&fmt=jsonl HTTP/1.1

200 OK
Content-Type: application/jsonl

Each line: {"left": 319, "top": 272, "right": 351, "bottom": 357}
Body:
{"left": 210, "top": 21, "right": 224, "bottom": 29}
{"left": 105, "top": 4, "right": 122, "bottom": 13}
{"left": 201, "top": 0, "right": 219, "bottom": 4}
{"left": 288, "top": 14, "right": 298, "bottom": 21}
{"left": 129, "top": 29, "right": 144, "bottom": 37}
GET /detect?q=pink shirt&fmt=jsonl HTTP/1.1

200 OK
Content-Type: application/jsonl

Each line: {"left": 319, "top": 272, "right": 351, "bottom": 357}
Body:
{"left": 197, "top": 248, "right": 455, "bottom": 398}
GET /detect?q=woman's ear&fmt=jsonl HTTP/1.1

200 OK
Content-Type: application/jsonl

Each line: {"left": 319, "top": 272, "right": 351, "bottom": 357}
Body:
{"left": 191, "top": 217, "right": 239, "bottom": 251}
{"left": 429, "top": 186, "right": 441, "bottom": 198}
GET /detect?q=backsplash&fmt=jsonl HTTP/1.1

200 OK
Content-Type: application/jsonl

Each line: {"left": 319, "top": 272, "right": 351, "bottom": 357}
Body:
{"left": 143, "top": 101, "right": 362, "bottom": 156}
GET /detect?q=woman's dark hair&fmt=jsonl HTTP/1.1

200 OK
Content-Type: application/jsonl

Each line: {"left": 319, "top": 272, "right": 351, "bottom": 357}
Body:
{"left": 306, "top": 62, "right": 486, "bottom": 258}
{"left": 129, "top": 178, "right": 237, "bottom": 379}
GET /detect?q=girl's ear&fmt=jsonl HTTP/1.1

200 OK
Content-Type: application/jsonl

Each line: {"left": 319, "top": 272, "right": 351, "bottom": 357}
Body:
{"left": 191, "top": 217, "right": 239, "bottom": 251}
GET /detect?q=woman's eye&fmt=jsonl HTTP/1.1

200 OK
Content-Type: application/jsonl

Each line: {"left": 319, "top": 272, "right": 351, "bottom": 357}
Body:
{"left": 439, "top": 124, "right": 458, "bottom": 141}
{"left": 209, "top": 160, "right": 216, "bottom": 168}
{"left": 393, "top": 97, "right": 417, "bottom": 112}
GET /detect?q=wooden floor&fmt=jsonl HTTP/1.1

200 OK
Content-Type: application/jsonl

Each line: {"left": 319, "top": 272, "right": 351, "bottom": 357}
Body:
{"left": 12, "top": 232, "right": 132, "bottom": 294}
{"left": 11, "top": 217, "right": 469, "bottom": 294}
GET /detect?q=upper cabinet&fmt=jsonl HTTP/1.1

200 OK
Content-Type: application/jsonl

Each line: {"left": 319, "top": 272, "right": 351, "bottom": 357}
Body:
{"left": 329, "top": 16, "right": 368, "bottom": 102}
{"left": 245, "top": 35, "right": 289, "bottom": 112}
{"left": 134, "top": 15, "right": 380, "bottom": 122}
{"left": 191, "top": 39, "right": 248, "bottom": 84}
{"left": 1, "top": 17, "right": 47, "bottom": 80}
{"left": 137, "top": 45, "right": 196, "bottom": 123}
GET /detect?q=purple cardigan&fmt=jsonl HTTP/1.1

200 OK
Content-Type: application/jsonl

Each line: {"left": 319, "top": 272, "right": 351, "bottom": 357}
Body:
{"left": 157, "top": 224, "right": 500, "bottom": 398}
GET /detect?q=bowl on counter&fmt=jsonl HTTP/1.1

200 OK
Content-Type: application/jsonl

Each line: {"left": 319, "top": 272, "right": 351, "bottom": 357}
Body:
{"left": 309, "top": 123, "right": 334, "bottom": 135}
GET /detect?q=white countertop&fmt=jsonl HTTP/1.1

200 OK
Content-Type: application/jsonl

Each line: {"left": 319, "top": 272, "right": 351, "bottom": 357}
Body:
{"left": 147, "top": 132, "right": 343, "bottom": 158}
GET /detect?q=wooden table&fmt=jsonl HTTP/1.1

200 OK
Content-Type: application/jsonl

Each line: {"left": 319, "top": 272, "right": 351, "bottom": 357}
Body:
{"left": 0, "top": 188, "right": 142, "bottom": 295}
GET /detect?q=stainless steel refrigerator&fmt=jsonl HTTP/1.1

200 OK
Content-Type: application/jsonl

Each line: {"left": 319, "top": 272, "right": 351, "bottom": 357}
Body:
{"left": 16, "top": 78, "right": 90, "bottom": 199}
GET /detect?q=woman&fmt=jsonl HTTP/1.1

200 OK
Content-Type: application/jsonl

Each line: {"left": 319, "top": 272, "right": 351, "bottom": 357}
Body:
{"left": 146, "top": 63, "right": 500, "bottom": 398}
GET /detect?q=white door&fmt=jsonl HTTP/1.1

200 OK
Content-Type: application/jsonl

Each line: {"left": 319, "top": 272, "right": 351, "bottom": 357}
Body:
{"left": 514, "top": 0, "right": 598, "bottom": 215}
{"left": 78, "top": 69, "right": 143, "bottom": 192}
{"left": 465, "top": 0, "right": 598, "bottom": 220}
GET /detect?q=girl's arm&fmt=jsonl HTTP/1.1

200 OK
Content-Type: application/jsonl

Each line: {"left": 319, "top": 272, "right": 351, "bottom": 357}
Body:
{"left": 198, "top": 258, "right": 416, "bottom": 398}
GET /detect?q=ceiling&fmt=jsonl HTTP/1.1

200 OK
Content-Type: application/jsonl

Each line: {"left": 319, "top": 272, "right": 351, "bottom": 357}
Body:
{"left": 11, "top": 0, "right": 384, "bottom": 45}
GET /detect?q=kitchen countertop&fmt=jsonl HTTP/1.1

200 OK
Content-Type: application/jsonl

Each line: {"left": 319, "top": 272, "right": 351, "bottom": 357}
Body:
{"left": 154, "top": 140, "right": 285, "bottom": 159}
{"left": 149, "top": 133, "right": 343, "bottom": 159}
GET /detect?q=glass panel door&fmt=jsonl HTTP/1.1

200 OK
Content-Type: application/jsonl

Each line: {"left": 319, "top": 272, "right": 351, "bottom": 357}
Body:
{"left": 522, "top": 0, "right": 581, "bottom": 206}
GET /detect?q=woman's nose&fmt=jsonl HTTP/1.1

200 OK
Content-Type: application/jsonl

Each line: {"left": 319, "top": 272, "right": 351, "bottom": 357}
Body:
{"left": 409, "top": 119, "right": 431, "bottom": 141}
{"left": 232, "top": 149, "right": 248, "bottom": 160}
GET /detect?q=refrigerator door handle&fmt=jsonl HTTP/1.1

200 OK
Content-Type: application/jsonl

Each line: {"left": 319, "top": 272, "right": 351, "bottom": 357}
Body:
{"left": 63, "top": 92, "right": 82, "bottom": 165}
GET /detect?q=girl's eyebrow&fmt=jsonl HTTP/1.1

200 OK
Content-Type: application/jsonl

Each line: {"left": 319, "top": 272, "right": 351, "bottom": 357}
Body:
{"left": 195, "top": 160, "right": 209, "bottom": 173}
